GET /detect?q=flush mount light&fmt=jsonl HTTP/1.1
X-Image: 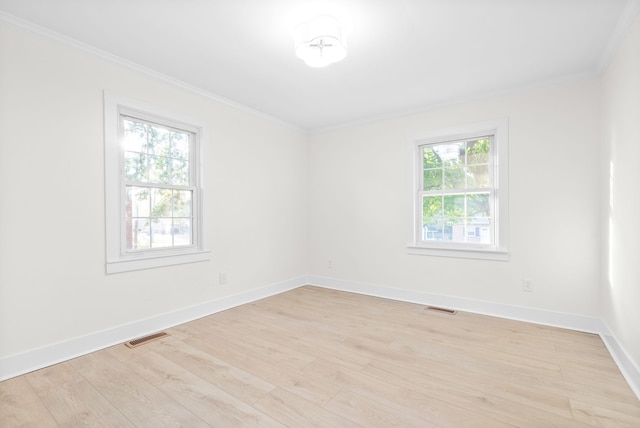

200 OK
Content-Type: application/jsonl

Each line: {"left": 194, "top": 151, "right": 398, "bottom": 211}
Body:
{"left": 294, "top": 15, "right": 347, "bottom": 68}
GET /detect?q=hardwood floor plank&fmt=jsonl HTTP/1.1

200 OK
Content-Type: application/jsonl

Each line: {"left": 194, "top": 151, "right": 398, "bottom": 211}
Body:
{"left": 561, "top": 364, "right": 635, "bottom": 395}
{"left": 0, "top": 376, "right": 57, "bottom": 428}
{"left": 195, "top": 317, "right": 316, "bottom": 371}
{"left": 71, "top": 351, "right": 210, "bottom": 427}
{"left": 35, "top": 378, "right": 135, "bottom": 427}
{"left": 184, "top": 333, "right": 341, "bottom": 407}
{"left": 570, "top": 398, "right": 640, "bottom": 428}
{"left": 221, "top": 313, "right": 372, "bottom": 371}
{"left": 130, "top": 339, "right": 276, "bottom": 405}
{"left": 325, "top": 389, "right": 439, "bottom": 428}
{"left": 306, "top": 357, "right": 519, "bottom": 428}
{"left": 254, "top": 387, "right": 365, "bottom": 428}
{"left": 362, "top": 358, "right": 595, "bottom": 427}
{"left": 25, "top": 361, "right": 83, "bottom": 392}
{"left": 118, "top": 351, "right": 285, "bottom": 427}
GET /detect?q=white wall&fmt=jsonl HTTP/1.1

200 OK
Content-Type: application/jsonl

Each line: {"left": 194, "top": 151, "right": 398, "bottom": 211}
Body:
{"left": 308, "top": 79, "right": 603, "bottom": 317}
{"left": 602, "top": 12, "right": 640, "bottom": 373}
{"left": 0, "top": 21, "right": 308, "bottom": 359}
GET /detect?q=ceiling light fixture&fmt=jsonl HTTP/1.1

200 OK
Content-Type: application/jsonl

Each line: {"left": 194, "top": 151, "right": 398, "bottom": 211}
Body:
{"left": 294, "top": 15, "right": 347, "bottom": 68}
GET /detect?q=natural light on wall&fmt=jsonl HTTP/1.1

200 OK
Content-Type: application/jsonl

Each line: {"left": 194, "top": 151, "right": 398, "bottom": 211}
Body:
{"left": 609, "top": 160, "right": 614, "bottom": 288}
{"left": 294, "top": 15, "right": 347, "bottom": 67}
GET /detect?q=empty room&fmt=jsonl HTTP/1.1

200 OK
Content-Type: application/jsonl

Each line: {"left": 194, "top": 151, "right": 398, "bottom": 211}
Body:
{"left": 1, "top": 0, "right": 639, "bottom": 426}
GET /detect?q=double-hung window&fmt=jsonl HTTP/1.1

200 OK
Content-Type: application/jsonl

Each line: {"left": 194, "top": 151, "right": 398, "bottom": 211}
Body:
{"left": 408, "top": 120, "right": 508, "bottom": 260}
{"left": 105, "top": 93, "right": 209, "bottom": 273}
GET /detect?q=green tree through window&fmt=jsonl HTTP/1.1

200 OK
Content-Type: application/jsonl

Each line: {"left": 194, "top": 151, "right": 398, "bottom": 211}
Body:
{"left": 122, "top": 117, "right": 194, "bottom": 250}
{"left": 421, "top": 137, "right": 492, "bottom": 243}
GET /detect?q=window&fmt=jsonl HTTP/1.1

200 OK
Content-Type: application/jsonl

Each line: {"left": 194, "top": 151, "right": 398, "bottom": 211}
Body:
{"left": 105, "top": 93, "right": 209, "bottom": 273}
{"left": 408, "top": 119, "right": 508, "bottom": 260}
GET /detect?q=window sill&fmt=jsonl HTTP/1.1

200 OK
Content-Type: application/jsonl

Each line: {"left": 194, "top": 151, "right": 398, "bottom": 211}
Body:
{"left": 106, "top": 249, "right": 211, "bottom": 274}
{"left": 407, "top": 245, "right": 509, "bottom": 261}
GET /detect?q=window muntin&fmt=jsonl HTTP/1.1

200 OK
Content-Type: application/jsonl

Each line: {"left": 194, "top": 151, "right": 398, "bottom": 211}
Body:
{"left": 121, "top": 117, "right": 195, "bottom": 252}
{"left": 419, "top": 137, "right": 494, "bottom": 246}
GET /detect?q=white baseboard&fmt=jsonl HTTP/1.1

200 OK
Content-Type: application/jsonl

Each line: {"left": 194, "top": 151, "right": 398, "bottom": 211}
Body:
{"left": 601, "top": 328, "right": 640, "bottom": 400}
{"left": 0, "top": 275, "right": 308, "bottom": 382}
{"left": 308, "top": 275, "right": 606, "bottom": 333}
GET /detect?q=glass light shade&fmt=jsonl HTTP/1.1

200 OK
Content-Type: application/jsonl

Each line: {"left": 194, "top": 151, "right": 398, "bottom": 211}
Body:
{"left": 294, "top": 15, "right": 347, "bottom": 67}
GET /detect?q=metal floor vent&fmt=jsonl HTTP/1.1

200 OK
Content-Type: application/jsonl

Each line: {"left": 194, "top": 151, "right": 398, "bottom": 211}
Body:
{"left": 425, "top": 306, "right": 457, "bottom": 315}
{"left": 124, "top": 332, "right": 168, "bottom": 348}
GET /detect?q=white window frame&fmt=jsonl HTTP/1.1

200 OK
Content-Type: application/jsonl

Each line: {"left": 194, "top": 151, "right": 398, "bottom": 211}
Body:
{"left": 104, "top": 92, "right": 210, "bottom": 273}
{"left": 407, "top": 119, "right": 509, "bottom": 260}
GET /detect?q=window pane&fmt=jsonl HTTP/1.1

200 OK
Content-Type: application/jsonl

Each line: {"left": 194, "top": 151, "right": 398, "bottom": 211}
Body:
{"left": 443, "top": 194, "right": 465, "bottom": 217}
{"left": 172, "top": 190, "right": 192, "bottom": 217}
{"left": 422, "top": 193, "right": 494, "bottom": 245}
{"left": 433, "top": 142, "right": 464, "bottom": 167}
{"left": 444, "top": 167, "right": 465, "bottom": 189}
{"left": 422, "top": 217, "right": 444, "bottom": 241}
{"left": 423, "top": 147, "right": 442, "bottom": 168}
{"left": 466, "top": 138, "right": 490, "bottom": 165}
{"left": 447, "top": 216, "right": 466, "bottom": 242}
{"left": 126, "top": 187, "right": 151, "bottom": 251}
{"left": 126, "top": 186, "right": 150, "bottom": 217}
{"left": 467, "top": 193, "right": 491, "bottom": 217}
{"left": 122, "top": 120, "right": 147, "bottom": 152}
{"left": 151, "top": 188, "right": 172, "bottom": 218}
{"left": 422, "top": 196, "right": 443, "bottom": 241}
{"left": 466, "top": 218, "right": 491, "bottom": 244}
{"left": 466, "top": 165, "right": 490, "bottom": 188}
{"left": 128, "top": 218, "right": 150, "bottom": 250}
{"left": 171, "top": 132, "right": 190, "bottom": 161}
{"left": 151, "top": 218, "right": 173, "bottom": 248}
{"left": 443, "top": 194, "right": 465, "bottom": 243}
{"left": 172, "top": 159, "right": 189, "bottom": 185}
{"left": 125, "top": 152, "right": 148, "bottom": 182}
{"left": 423, "top": 169, "right": 442, "bottom": 191}
{"left": 126, "top": 187, "right": 194, "bottom": 251}
{"left": 422, "top": 195, "right": 442, "bottom": 219}
{"left": 149, "top": 155, "right": 170, "bottom": 184}
{"left": 172, "top": 218, "right": 192, "bottom": 246}
{"left": 148, "top": 126, "right": 170, "bottom": 156}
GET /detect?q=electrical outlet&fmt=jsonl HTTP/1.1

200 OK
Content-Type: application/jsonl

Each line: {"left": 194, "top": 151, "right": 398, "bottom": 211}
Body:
{"left": 219, "top": 272, "right": 228, "bottom": 285}
{"left": 522, "top": 279, "right": 534, "bottom": 292}
{"left": 328, "top": 260, "right": 333, "bottom": 269}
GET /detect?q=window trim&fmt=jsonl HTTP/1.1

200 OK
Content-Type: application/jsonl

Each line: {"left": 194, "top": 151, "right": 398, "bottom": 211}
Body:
{"left": 104, "top": 92, "right": 210, "bottom": 273}
{"left": 407, "top": 119, "right": 509, "bottom": 261}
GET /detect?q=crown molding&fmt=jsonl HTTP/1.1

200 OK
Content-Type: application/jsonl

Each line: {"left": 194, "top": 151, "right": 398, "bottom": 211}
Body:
{"left": 0, "top": 11, "right": 305, "bottom": 134}
{"left": 595, "top": 0, "right": 640, "bottom": 73}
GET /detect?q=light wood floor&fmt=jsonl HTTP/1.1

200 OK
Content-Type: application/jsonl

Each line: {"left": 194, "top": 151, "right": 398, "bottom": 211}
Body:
{"left": 1, "top": 286, "right": 639, "bottom": 427}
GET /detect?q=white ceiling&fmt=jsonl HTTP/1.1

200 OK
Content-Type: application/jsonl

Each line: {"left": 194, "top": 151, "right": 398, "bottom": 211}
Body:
{"left": 1, "top": 0, "right": 638, "bottom": 132}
